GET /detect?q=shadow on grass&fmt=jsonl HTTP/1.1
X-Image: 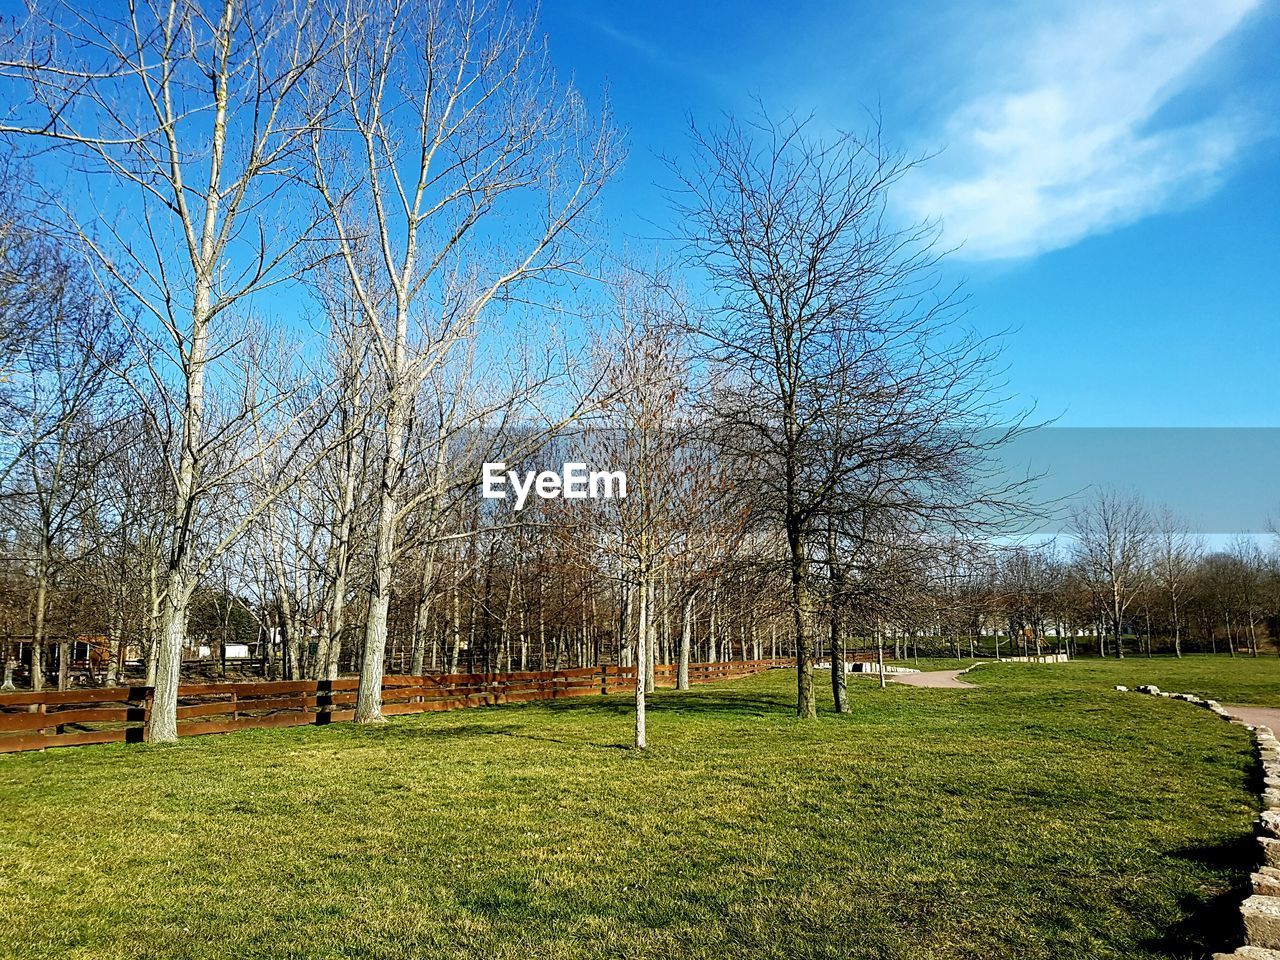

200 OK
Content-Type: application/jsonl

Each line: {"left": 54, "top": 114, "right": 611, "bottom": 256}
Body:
{"left": 507, "top": 689, "right": 797, "bottom": 721}
{"left": 647, "top": 692, "right": 793, "bottom": 718}
{"left": 490, "top": 730, "right": 631, "bottom": 750}
{"left": 370, "top": 719, "right": 634, "bottom": 751}
{"left": 372, "top": 721, "right": 523, "bottom": 740}
{"left": 1141, "top": 885, "right": 1247, "bottom": 958}
{"left": 1144, "top": 836, "right": 1255, "bottom": 957}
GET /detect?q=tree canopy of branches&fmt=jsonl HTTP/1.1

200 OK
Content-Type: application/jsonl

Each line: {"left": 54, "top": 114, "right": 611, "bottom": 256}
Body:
{"left": 670, "top": 111, "right": 1032, "bottom": 717}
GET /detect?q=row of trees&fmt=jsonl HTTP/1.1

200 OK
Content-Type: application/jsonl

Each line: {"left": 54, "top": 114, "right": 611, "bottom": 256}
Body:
{"left": 5, "top": 2, "right": 1250, "bottom": 750}
{"left": 1060, "top": 490, "right": 1278, "bottom": 659}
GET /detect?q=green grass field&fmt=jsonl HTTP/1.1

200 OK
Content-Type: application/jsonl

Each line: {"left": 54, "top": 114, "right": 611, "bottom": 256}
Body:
{"left": 2, "top": 658, "right": 1275, "bottom": 960}
{"left": 904, "top": 653, "right": 1280, "bottom": 706}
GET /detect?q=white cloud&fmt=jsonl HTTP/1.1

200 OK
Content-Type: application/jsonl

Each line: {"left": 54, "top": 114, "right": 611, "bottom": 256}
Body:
{"left": 905, "top": 0, "right": 1265, "bottom": 261}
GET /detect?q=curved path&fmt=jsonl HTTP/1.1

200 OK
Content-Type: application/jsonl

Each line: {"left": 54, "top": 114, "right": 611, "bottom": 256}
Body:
{"left": 1225, "top": 704, "right": 1280, "bottom": 731}
{"left": 890, "top": 669, "right": 973, "bottom": 690}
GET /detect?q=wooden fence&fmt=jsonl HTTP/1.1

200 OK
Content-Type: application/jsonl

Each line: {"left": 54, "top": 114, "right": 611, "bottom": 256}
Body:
{"left": 653, "top": 658, "right": 793, "bottom": 685}
{"left": 0, "top": 659, "right": 787, "bottom": 754}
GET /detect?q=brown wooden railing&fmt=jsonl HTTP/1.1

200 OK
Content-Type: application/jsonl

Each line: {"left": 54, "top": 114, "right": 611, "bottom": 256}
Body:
{"left": 0, "top": 659, "right": 786, "bottom": 754}
{"left": 653, "top": 658, "right": 793, "bottom": 685}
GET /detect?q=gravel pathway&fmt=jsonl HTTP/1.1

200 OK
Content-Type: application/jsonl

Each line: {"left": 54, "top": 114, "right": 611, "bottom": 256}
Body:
{"left": 890, "top": 669, "right": 973, "bottom": 690}
{"left": 1225, "top": 705, "right": 1280, "bottom": 731}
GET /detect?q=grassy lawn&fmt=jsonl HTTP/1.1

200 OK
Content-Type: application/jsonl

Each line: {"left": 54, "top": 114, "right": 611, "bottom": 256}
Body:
{"left": 969, "top": 654, "right": 1280, "bottom": 708}
{"left": 0, "top": 664, "right": 1264, "bottom": 960}
{"left": 894, "top": 653, "right": 1280, "bottom": 706}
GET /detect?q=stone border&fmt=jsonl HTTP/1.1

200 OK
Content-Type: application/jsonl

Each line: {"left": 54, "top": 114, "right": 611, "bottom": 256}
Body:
{"left": 1120, "top": 684, "right": 1280, "bottom": 959}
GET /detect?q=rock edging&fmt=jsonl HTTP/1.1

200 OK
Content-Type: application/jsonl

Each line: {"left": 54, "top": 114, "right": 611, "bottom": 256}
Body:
{"left": 1120, "top": 684, "right": 1280, "bottom": 959}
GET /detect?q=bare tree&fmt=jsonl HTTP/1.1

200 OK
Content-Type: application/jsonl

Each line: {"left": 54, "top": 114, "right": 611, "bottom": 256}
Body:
{"left": 2, "top": 1, "right": 340, "bottom": 739}
{"left": 1151, "top": 507, "right": 1201, "bottom": 658}
{"left": 573, "top": 274, "right": 732, "bottom": 746}
{"left": 0, "top": 226, "right": 129, "bottom": 690}
{"left": 306, "top": 0, "right": 619, "bottom": 722}
{"left": 672, "top": 110, "right": 1030, "bottom": 717}
{"left": 1070, "top": 489, "right": 1152, "bottom": 660}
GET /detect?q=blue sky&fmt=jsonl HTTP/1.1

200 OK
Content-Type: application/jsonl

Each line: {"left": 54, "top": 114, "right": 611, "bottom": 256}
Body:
{"left": 542, "top": 0, "right": 1280, "bottom": 428}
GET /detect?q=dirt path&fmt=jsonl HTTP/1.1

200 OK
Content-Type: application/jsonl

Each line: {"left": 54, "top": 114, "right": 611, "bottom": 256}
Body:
{"left": 890, "top": 669, "right": 973, "bottom": 690}
{"left": 1225, "top": 705, "right": 1280, "bottom": 731}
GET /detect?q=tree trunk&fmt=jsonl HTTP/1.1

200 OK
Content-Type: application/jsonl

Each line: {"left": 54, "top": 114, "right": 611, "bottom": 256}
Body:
{"left": 497, "top": 566, "right": 515, "bottom": 675}
{"left": 145, "top": 554, "right": 160, "bottom": 686}
{"left": 30, "top": 553, "right": 49, "bottom": 692}
{"left": 645, "top": 577, "right": 656, "bottom": 694}
{"left": 354, "top": 452, "right": 402, "bottom": 722}
{"left": 410, "top": 549, "right": 439, "bottom": 676}
{"left": 1172, "top": 596, "right": 1182, "bottom": 658}
{"left": 149, "top": 576, "right": 194, "bottom": 743}
{"left": 1112, "top": 592, "right": 1124, "bottom": 659}
{"left": 788, "top": 522, "right": 815, "bottom": 718}
{"left": 634, "top": 575, "right": 648, "bottom": 749}
{"left": 707, "top": 587, "right": 718, "bottom": 662}
{"left": 616, "top": 580, "right": 628, "bottom": 668}
{"left": 148, "top": 269, "right": 213, "bottom": 743}
{"left": 677, "top": 589, "right": 695, "bottom": 690}
{"left": 829, "top": 598, "right": 848, "bottom": 714}
{"left": 57, "top": 639, "right": 71, "bottom": 690}
{"left": 105, "top": 609, "right": 123, "bottom": 686}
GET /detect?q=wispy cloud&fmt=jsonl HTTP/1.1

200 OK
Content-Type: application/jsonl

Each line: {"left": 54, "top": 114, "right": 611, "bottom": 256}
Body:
{"left": 590, "top": 19, "right": 664, "bottom": 62}
{"left": 905, "top": 0, "right": 1266, "bottom": 261}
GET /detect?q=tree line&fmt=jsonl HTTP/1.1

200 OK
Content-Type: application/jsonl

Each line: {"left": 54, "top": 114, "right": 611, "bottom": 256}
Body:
{"left": 3, "top": 2, "right": 1254, "bottom": 750}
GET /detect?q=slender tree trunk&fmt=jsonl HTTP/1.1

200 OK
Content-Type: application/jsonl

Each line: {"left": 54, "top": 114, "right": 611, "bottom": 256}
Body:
{"left": 1172, "top": 595, "right": 1182, "bottom": 658}
{"left": 1112, "top": 590, "right": 1125, "bottom": 659}
{"left": 708, "top": 587, "right": 718, "bottom": 662}
{"left": 829, "top": 598, "right": 848, "bottom": 714}
{"left": 645, "top": 576, "right": 656, "bottom": 693}
{"left": 616, "top": 580, "right": 628, "bottom": 668}
{"left": 30, "top": 552, "right": 49, "bottom": 692}
{"left": 319, "top": 451, "right": 359, "bottom": 681}
{"left": 105, "top": 601, "right": 124, "bottom": 686}
{"left": 322, "top": 536, "right": 351, "bottom": 682}
{"left": 58, "top": 638, "right": 71, "bottom": 691}
{"left": 518, "top": 596, "right": 528, "bottom": 671}
{"left": 145, "top": 554, "right": 160, "bottom": 687}
{"left": 452, "top": 575, "right": 464, "bottom": 672}
{"left": 411, "top": 548, "right": 439, "bottom": 676}
{"left": 354, "top": 413, "right": 406, "bottom": 722}
{"left": 634, "top": 574, "right": 648, "bottom": 749}
{"left": 788, "top": 522, "right": 815, "bottom": 718}
{"left": 660, "top": 572, "right": 671, "bottom": 666}
{"left": 495, "top": 568, "right": 513, "bottom": 675}
{"left": 677, "top": 589, "right": 695, "bottom": 690}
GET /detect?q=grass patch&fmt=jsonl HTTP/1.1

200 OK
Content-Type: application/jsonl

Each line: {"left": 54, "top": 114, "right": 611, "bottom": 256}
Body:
{"left": 0, "top": 665, "right": 1261, "bottom": 960}
{"left": 967, "top": 654, "right": 1280, "bottom": 707}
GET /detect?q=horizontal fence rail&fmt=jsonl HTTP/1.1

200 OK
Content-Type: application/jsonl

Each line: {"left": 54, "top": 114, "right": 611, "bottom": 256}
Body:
{"left": 653, "top": 658, "right": 794, "bottom": 685}
{"left": 0, "top": 659, "right": 788, "bottom": 754}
